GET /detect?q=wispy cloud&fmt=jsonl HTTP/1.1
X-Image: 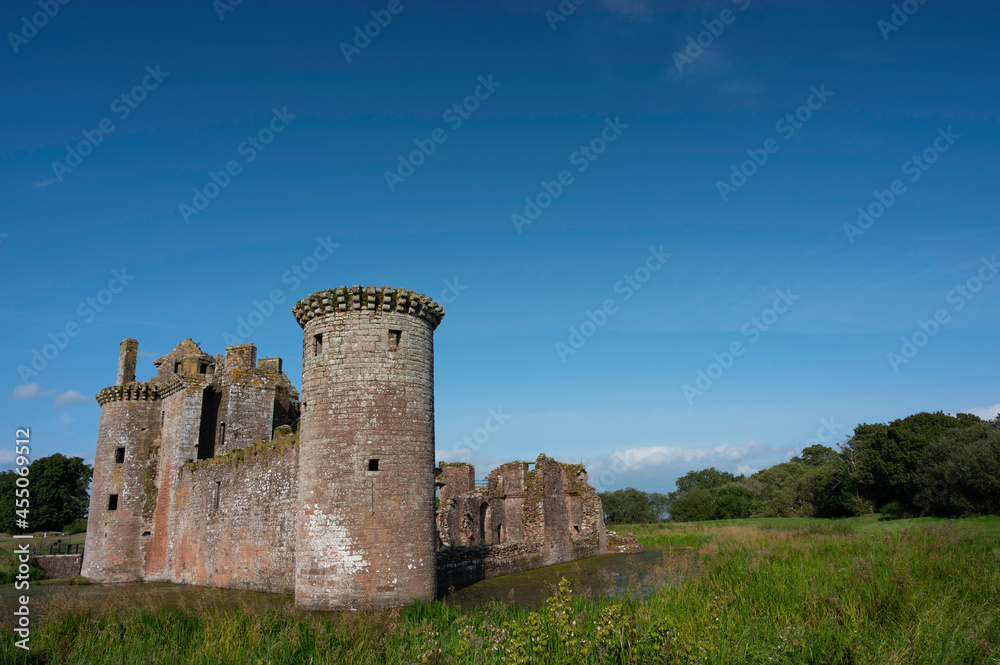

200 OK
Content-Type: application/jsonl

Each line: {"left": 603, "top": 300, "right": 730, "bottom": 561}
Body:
{"left": 53, "top": 390, "right": 88, "bottom": 408}
{"left": 966, "top": 402, "right": 1000, "bottom": 421}
{"left": 0, "top": 449, "right": 15, "bottom": 465}
{"left": 6, "top": 383, "right": 44, "bottom": 400}
{"left": 34, "top": 177, "right": 58, "bottom": 188}
{"left": 605, "top": 440, "right": 782, "bottom": 472}
{"left": 6, "top": 384, "right": 89, "bottom": 407}
{"left": 584, "top": 440, "right": 795, "bottom": 492}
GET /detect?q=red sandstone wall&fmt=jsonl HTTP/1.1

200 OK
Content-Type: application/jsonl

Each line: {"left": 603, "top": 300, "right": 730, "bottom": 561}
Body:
{"left": 170, "top": 440, "right": 299, "bottom": 593}
{"left": 144, "top": 387, "right": 202, "bottom": 580}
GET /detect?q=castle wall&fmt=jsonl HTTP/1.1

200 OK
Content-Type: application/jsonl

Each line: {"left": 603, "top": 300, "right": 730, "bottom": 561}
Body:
{"left": 170, "top": 438, "right": 299, "bottom": 593}
{"left": 144, "top": 385, "right": 204, "bottom": 580}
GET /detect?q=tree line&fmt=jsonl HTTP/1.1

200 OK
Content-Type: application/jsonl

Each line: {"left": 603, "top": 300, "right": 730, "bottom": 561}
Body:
{"left": 602, "top": 411, "right": 1000, "bottom": 523}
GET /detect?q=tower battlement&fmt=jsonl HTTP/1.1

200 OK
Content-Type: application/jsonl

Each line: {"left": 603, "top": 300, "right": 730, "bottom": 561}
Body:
{"left": 292, "top": 285, "right": 445, "bottom": 329}
{"left": 95, "top": 382, "right": 160, "bottom": 406}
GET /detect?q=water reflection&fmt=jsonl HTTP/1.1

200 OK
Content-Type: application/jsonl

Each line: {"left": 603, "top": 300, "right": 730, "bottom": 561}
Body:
{"left": 444, "top": 547, "right": 699, "bottom": 610}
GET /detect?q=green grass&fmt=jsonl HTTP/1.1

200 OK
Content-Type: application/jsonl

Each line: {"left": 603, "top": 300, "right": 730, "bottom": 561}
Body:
{"left": 0, "top": 531, "right": 87, "bottom": 552}
{"left": 2, "top": 517, "right": 998, "bottom": 664}
{"left": 616, "top": 514, "right": 1000, "bottom": 549}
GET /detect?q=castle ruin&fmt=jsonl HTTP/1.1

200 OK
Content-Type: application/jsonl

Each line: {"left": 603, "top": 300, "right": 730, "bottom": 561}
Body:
{"left": 82, "top": 285, "right": 635, "bottom": 609}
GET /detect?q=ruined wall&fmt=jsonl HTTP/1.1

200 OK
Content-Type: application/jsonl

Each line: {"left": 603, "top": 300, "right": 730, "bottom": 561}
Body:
{"left": 435, "top": 454, "right": 613, "bottom": 589}
{"left": 170, "top": 436, "right": 299, "bottom": 593}
{"left": 294, "top": 286, "right": 443, "bottom": 610}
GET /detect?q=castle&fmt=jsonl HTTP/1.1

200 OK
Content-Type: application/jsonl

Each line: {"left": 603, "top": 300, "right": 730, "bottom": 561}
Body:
{"left": 82, "top": 285, "right": 635, "bottom": 609}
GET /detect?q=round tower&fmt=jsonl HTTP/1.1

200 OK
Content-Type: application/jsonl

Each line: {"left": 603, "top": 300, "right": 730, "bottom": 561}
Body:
{"left": 82, "top": 339, "right": 158, "bottom": 583}
{"left": 292, "top": 285, "right": 444, "bottom": 609}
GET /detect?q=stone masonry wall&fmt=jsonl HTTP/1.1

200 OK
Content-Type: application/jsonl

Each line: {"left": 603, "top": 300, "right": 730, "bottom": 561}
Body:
{"left": 30, "top": 555, "right": 83, "bottom": 580}
{"left": 170, "top": 436, "right": 299, "bottom": 593}
{"left": 144, "top": 385, "right": 204, "bottom": 581}
{"left": 82, "top": 394, "right": 159, "bottom": 583}
{"left": 434, "top": 454, "right": 615, "bottom": 590}
{"left": 294, "top": 286, "right": 443, "bottom": 610}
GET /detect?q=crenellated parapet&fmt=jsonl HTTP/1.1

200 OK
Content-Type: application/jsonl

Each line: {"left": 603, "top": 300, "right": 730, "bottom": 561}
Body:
{"left": 95, "top": 382, "right": 160, "bottom": 406}
{"left": 292, "top": 285, "right": 445, "bottom": 330}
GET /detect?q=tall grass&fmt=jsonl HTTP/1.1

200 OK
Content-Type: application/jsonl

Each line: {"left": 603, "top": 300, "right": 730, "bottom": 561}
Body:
{"left": 2, "top": 518, "right": 997, "bottom": 664}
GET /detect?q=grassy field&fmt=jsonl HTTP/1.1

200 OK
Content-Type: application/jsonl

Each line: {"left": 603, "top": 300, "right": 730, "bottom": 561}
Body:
{"left": 0, "top": 531, "right": 87, "bottom": 551}
{"left": 2, "top": 516, "right": 998, "bottom": 664}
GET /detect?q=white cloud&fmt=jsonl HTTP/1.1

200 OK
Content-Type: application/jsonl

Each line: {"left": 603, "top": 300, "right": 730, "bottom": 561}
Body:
{"left": 7, "top": 383, "right": 43, "bottom": 400}
{"left": 53, "top": 390, "right": 88, "bottom": 408}
{"left": 33, "top": 177, "right": 57, "bottom": 188}
{"left": 606, "top": 441, "right": 771, "bottom": 472}
{"left": 584, "top": 440, "right": 795, "bottom": 493}
{"left": 966, "top": 402, "right": 1000, "bottom": 421}
{"left": 0, "top": 449, "right": 15, "bottom": 465}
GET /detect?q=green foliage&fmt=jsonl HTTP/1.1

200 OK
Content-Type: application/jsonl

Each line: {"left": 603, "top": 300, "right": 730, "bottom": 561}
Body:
{"left": 0, "top": 453, "right": 92, "bottom": 533}
{"left": 661, "top": 410, "right": 998, "bottom": 524}
{"left": 671, "top": 467, "right": 738, "bottom": 496}
{"left": 711, "top": 483, "right": 761, "bottom": 519}
{"left": 64, "top": 518, "right": 89, "bottom": 535}
{"left": 790, "top": 444, "right": 838, "bottom": 467}
{"left": 912, "top": 421, "right": 1000, "bottom": 516}
{"left": 598, "top": 487, "right": 669, "bottom": 524}
{"left": 845, "top": 411, "right": 981, "bottom": 510}
{"left": 0, "top": 547, "right": 46, "bottom": 584}
{"left": 668, "top": 487, "right": 716, "bottom": 522}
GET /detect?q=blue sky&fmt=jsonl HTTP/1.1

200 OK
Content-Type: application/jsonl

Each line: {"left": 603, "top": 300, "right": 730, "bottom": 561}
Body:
{"left": 1, "top": 0, "right": 998, "bottom": 494}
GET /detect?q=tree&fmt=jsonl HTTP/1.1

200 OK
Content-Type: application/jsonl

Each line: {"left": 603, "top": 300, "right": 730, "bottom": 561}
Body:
{"left": 844, "top": 412, "right": 981, "bottom": 510}
{"left": 671, "top": 467, "right": 738, "bottom": 497}
{"left": 791, "top": 444, "right": 839, "bottom": 467}
{"left": 912, "top": 422, "right": 1000, "bottom": 516}
{"left": 669, "top": 488, "right": 716, "bottom": 522}
{"left": 712, "top": 483, "right": 761, "bottom": 520}
{"left": 648, "top": 492, "right": 671, "bottom": 521}
{"left": 599, "top": 487, "right": 664, "bottom": 524}
{"left": 0, "top": 454, "right": 92, "bottom": 533}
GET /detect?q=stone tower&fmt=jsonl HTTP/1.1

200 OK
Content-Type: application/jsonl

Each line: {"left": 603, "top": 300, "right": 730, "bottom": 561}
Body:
{"left": 82, "top": 339, "right": 159, "bottom": 582}
{"left": 292, "top": 285, "right": 444, "bottom": 609}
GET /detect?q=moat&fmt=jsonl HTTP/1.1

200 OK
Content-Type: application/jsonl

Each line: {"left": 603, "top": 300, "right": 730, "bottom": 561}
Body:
{"left": 2, "top": 547, "right": 697, "bottom": 616}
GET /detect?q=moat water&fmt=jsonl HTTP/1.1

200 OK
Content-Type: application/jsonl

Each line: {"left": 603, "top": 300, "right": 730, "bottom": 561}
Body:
{"left": 1, "top": 547, "right": 698, "bottom": 617}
